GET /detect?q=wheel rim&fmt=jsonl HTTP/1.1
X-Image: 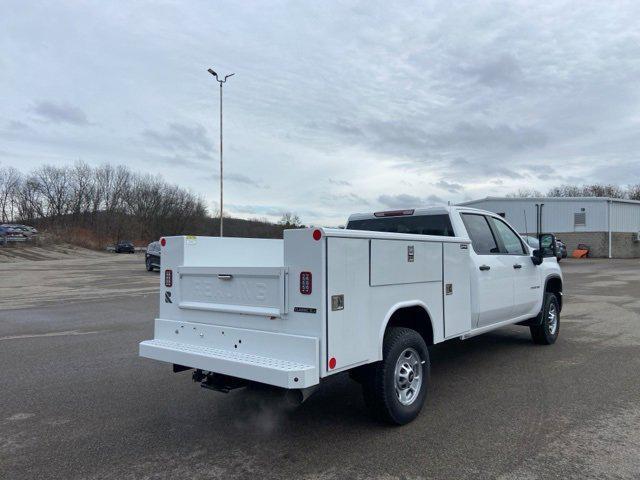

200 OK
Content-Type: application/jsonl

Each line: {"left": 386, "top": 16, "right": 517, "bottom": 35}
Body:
{"left": 547, "top": 302, "right": 558, "bottom": 335}
{"left": 394, "top": 347, "right": 423, "bottom": 406}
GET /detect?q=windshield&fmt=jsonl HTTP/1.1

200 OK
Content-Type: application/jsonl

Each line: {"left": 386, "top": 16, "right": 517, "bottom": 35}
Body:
{"left": 347, "top": 214, "right": 455, "bottom": 236}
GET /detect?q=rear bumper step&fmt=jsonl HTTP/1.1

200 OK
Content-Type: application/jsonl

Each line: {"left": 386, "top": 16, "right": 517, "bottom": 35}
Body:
{"left": 140, "top": 338, "right": 317, "bottom": 389}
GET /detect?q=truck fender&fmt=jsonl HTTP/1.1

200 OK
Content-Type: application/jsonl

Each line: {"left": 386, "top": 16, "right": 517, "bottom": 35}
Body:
{"left": 523, "top": 275, "right": 563, "bottom": 327}
{"left": 544, "top": 274, "right": 563, "bottom": 312}
{"left": 376, "top": 300, "right": 435, "bottom": 360}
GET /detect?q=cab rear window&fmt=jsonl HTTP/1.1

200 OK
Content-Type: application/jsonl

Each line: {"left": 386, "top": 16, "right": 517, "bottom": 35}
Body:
{"left": 346, "top": 214, "right": 455, "bottom": 236}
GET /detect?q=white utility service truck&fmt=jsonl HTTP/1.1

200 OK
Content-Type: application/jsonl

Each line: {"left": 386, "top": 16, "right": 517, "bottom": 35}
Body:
{"left": 140, "top": 206, "right": 562, "bottom": 424}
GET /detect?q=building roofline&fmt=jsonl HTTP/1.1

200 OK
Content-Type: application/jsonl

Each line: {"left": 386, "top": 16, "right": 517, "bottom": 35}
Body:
{"left": 457, "top": 196, "right": 640, "bottom": 206}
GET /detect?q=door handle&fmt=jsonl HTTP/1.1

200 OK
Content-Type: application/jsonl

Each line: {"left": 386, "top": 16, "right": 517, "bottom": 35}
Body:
{"left": 479, "top": 265, "right": 490, "bottom": 271}
{"left": 513, "top": 264, "right": 522, "bottom": 269}
{"left": 217, "top": 274, "right": 233, "bottom": 280}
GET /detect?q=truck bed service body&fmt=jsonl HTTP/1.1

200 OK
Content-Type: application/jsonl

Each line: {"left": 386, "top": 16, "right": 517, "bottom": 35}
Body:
{"left": 140, "top": 206, "right": 562, "bottom": 424}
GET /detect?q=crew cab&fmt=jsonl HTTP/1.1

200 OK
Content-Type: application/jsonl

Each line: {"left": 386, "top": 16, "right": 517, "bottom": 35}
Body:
{"left": 139, "top": 207, "right": 562, "bottom": 424}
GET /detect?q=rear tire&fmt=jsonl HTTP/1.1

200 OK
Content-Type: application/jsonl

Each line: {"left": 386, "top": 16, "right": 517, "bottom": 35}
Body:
{"left": 530, "top": 293, "right": 560, "bottom": 345}
{"left": 361, "top": 327, "right": 430, "bottom": 425}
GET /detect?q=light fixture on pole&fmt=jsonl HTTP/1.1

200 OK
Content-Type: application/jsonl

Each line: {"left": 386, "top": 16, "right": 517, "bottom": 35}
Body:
{"left": 207, "top": 68, "right": 234, "bottom": 237}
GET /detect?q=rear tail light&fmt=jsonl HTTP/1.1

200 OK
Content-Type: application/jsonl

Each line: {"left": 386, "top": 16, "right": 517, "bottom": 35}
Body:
{"left": 300, "top": 272, "right": 312, "bottom": 295}
{"left": 165, "top": 269, "right": 173, "bottom": 287}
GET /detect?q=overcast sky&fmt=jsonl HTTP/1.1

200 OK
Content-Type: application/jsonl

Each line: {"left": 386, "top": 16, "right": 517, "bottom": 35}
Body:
{"left": 2, "top": 1, "right": 639, "bottom": 225}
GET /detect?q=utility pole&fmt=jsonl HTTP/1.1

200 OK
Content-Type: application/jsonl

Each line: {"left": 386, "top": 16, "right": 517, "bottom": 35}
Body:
{"left": 207, "top": 68, "right": 234, "bottom": 236}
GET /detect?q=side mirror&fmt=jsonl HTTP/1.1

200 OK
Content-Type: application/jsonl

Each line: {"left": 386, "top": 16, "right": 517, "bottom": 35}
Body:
{"left": 539, "top": 233, "right": 557, "bottom": 258}
{"left": 531, "top": 249, "right": 543, "bottom": 265}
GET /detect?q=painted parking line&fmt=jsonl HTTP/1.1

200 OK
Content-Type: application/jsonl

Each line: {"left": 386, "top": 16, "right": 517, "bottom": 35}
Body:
{"left": 0, "top": 330, "right": 103, "bottom": 341}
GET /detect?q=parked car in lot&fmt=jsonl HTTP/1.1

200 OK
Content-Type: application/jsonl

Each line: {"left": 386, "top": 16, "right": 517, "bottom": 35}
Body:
{"left": 145, "top": 241, "right": 161, "bottom": 271}
{"left": 524, "top": 235, "right": 564, "bottom": 262}
{"left": 0, "top": 225, "right": 28, "bottom": 241}
{"left": 1, "top": 224, "right": 37, "bottom": 236}
{"left": 556, "top": 238, "right": 568, "bottom": 259}
{"left": 524, "top": 235, "right": 539, "bottom": 249}
{"left": 11, "top": 225, "right": 36, "bottom": 237}
{"left": 140, "top": 206, "right": 563, "bottom": 425}
{"left": 0, "top": 226, "right": 8, "bottom": 245}
{"left": 114, "top": 240, "right": 136, "bottom": 253}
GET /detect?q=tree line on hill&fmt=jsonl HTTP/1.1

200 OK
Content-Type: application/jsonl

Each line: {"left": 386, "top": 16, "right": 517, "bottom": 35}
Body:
{"left": 0, "top": 162, "right": 301, "bottom": 248}
{"left": 507, "top": 183, "right": 640, "bottom": 200}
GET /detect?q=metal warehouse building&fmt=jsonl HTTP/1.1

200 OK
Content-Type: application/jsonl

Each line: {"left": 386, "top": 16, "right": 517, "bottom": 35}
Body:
{"left": 458, "top": 197, "right": 640, "bottom": 258}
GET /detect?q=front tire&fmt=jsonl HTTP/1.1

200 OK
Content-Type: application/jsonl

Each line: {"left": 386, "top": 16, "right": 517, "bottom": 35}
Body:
{"left": 530, "top": 293, "right": 560, "bottom": 345}
{"left": 146, "top": 257, "right": 153, "bottom": 271}
{"left": 362, "top": 327, "right": 430, "bottom": 425}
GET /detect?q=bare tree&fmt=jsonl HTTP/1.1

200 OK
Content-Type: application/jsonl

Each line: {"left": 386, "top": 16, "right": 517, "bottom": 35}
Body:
{"left": 7, "top": 161, "right": 288, "bottom": 247}
{"left": 278, "top": 212, "right": 303, "bottom": 228}
{"left": 15, "top": 175, "right": 45, "bottom": 221}
{"left": 582, "top": 184, "right": 625, "bottom": 198}
{"left": 546, "top": 184, "right": 583, "bottom": 197}
{"left": 69, "top": 161, "right": 95, "bottom": 219}
{"left": 506, "top": 188, "right": 542, "bottom": 198}
{"left": 628, "top": 184, "right": 640, "bottom": 200}
{"left": 0, "top": 166, "right": 22, "bottom": 222}
{"left": 33, "top": 165, "right": 72, "bottom": 220}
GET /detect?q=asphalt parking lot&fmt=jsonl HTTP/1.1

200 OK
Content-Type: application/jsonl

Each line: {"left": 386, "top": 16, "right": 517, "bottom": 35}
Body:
{"left": 1, "top": 255, "right": 639, "bottom": 479}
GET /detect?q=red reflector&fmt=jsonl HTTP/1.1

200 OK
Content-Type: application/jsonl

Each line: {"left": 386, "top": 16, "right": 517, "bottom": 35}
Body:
{"left": 312, "top": 229, "right": 322, "bottom": 241}
{"left": 329, "top": 357, "right": 337, "bottom": 369}
{"left": 165, "top": 269, "right": 173, "bottom": 287}
{"left": 300, "top": 271, "right": 312, "bottom": 294}
{"left": 160, "top": 238, "right": 166, "bottom": 247}
{"left": 373, "top": 209, "right": 415, "bottom": 217}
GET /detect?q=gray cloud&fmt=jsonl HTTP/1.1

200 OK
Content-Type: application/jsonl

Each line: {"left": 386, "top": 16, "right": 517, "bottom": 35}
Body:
{"left": 329, "top": 178, "right": 352, "bottom": 186}
{"left": 6, "top": 120, "right": 30, "bottom": 131}
{"left": 143, "top": 122, "right": 213, "bottom": 158}
{"left": 32, "top": 101, "right": 89, "bottom": 126}
{"left": 227, "top": 204, "right": 283, "bottom": 216}
{"left": 462, "top": 53, "right": 524, "bottom": 88}
{"left": 435, "top": 122, "right": 547, "bottom": 152}
{"left": 320, "top": 118, "right": 546, "bottom": 171}
{"left": 212, "top": 172, "right": 267, "bottom": 189}
{"left": 435, "top": 180, "right": 463, "bottom": 193}
{"left": 378, "top": 194, "right": 444, "bottom": 209}
{"left": 228, "top": 203, "right": 321, "bottom": 220}
{"left": 322, "top": 192, "right": 369, "bottom": 204}
{"left": 3, "top": 2, "right": 640, "bottom": 225}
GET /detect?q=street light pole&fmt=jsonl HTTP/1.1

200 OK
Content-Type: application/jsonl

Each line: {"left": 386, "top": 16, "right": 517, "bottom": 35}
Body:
{"left": 207, "top": 68, "right": 234, "bottom": 237}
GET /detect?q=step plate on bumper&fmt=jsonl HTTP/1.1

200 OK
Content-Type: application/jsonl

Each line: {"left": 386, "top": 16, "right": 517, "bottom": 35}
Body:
{"left": 140, "top": 337, "right": 317, "bottom": 389}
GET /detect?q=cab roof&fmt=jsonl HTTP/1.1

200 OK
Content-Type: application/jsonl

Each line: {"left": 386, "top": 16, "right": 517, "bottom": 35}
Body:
{"left": 347, "top": 205, "right": 491, "bottom": 222}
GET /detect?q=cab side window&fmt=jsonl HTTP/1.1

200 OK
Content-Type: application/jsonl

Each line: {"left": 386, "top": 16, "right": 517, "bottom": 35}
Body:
{"left": 489, "top": 217, "right": 526, "bottom": 255}
{"left": 461, "top": 214, "right": 500, "bottom": 255}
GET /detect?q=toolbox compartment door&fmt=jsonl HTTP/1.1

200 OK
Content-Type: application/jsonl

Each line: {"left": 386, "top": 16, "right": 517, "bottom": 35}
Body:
{"left": 326, "top": 237, "right": 372, "bottom": 371}
{"left": 370, "top": 239, "right": 442, "bottom": 286}
{"left": 443, "top": 242, "right": 472, "bottom": 337}
{"left": 177, "top": 266, "right": 287, "bottom": 318}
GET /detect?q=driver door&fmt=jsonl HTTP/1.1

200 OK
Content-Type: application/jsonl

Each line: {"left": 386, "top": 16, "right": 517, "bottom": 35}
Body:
{"left": 461, "top": 213, "right": 515, "bottom": 327}
{"left": 488, "top": 216, "right": 540, "bottom": 318}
